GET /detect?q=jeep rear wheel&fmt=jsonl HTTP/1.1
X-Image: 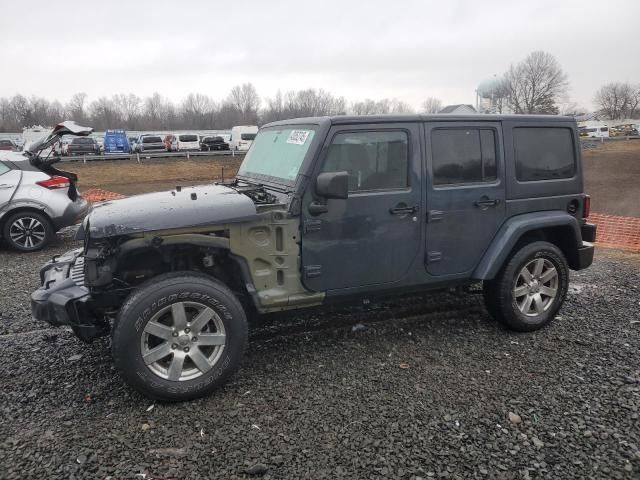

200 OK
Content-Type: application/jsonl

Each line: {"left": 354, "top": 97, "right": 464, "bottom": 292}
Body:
{"left": 483, "top": 241, "right": 569, "bottom": 332}
{"left": 112, "top": 272, "right": 248, "bottom": 401}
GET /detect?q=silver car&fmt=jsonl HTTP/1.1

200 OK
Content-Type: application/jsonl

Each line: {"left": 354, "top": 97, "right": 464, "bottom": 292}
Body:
{"left": 0, "top": 122, "right": 90, "bottom": 251}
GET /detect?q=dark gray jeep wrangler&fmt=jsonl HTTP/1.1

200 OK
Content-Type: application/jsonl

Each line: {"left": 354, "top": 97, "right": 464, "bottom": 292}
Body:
{"left": 32, "top": 115, "right": 596, "bottom": 401}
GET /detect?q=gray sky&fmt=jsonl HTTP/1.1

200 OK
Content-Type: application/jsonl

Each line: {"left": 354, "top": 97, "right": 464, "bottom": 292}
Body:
{"left": 1, "top": 0, "right": 638, "bottom": 110}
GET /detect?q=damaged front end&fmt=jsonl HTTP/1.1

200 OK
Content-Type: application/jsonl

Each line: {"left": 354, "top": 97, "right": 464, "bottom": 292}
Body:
{"left": 31, "top": 183, "right": 262, "bottom": 342}
{"left": 31, "top": 247, "right": 110, "bottom": 342}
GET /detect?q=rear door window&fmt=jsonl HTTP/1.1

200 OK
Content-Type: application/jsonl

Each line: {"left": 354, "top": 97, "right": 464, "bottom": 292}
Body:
{"left": 143, "top": 136, "right": 162, "bottom": 143}
{"left": 513, "top": 127, "right": 576, "bottom": 181}
{"left": 431, "top": 128, "right": 497, "bottom": 185}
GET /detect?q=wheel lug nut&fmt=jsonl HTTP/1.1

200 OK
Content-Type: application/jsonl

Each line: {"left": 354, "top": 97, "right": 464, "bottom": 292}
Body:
{"left": 171, "top": 344, "right": 177, "bottom": 349}
{"left": 184, "top": 327, "right": 190, "bottom": 333}
{"left": 192, "top": 337, "right": 197, "bottom": 342}
{"left": 184, "top": 347, "right": 190, "bottom": 353}
{"left": 172, "top": 332, "right": 178, "bottom": 337}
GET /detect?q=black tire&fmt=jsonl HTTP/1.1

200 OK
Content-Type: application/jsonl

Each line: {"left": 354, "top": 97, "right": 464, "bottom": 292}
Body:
{"left": 483, "top": 241, "right": 569, "bottom": 332}
{"left": 112, "top": 272, "right": 248, "bottom": 402}
{"left": 2, "top": 211, "right": 54, "bottom": 252}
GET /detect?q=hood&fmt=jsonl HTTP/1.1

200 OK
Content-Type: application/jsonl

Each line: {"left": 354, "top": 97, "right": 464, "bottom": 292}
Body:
{"left": 87, "top": 184, "right": 257, "bottom": 239}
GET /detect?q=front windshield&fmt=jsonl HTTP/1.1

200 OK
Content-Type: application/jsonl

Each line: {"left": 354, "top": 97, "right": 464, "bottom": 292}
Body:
{"left": 238, "top": 126, "right": 316, "bottom": 183}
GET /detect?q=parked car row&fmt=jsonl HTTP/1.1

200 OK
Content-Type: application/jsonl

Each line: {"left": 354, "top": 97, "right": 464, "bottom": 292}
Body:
{"left": 609, "top": 124, "right": 640, "bottom": 137}
{"left": 579, "top": 123, "right": 640, "bottom": 138}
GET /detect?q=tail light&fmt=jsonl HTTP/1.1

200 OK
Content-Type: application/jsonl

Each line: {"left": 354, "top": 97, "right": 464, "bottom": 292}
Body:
{"left": 583, "top": 194, "right": 591, "bottom": 219}
{"left": 37, "top": 175, "right": 70, "bottom": 190}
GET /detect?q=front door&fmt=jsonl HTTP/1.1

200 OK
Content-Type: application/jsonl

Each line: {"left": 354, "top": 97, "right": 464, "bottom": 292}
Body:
{"left": 301, "top": 123, "right": 422, "bottom": 292}
{"left": 424, "top": 122, "right": 506, "bottom": 276}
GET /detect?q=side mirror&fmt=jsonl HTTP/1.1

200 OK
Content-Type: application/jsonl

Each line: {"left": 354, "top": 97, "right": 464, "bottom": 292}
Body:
{"left": 316, "top": 171, "right": 349, "bottom": 199}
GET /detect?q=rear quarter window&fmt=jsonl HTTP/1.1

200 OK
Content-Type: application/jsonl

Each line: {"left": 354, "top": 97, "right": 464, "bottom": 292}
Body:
{"left": 0, "top": 162, "right": 10, "bottom": 175}
{"left": 514, "top": 127, "right": 576, "bottom": 182}
{"left": 73, "top": 138, "right": 93, "bottom": 144}
{"left": 179, "top": 135, "right": 198, "bottom": 142}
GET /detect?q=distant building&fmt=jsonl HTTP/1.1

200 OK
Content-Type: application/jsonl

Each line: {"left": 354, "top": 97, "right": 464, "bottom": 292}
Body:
{"left": 439, "top": 104, "right": 477, "bottom": 114}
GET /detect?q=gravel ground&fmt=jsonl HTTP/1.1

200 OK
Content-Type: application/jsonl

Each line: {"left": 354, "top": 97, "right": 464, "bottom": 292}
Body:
{"left": 0, "top": 234, "right": 639, "bottom": 480}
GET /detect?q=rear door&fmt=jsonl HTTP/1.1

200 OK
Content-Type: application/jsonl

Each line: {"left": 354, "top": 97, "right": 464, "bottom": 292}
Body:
{"left": 424, "top": 121, "right": 506, "bottom": 276}
{"left": 301, "top": 123, "right": 423, "bottom": 291}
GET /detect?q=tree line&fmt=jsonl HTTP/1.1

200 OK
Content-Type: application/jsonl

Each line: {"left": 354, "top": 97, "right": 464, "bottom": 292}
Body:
{"left": 0, "top": 85, "right": 416, "bottom": 133}
{"left": 0, "top": 51, "right": 637, "bottom": 132}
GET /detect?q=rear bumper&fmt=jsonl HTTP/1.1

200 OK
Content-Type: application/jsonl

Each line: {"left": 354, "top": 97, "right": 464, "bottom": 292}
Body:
{"left": 52, "top": 197, "right": 89, "bottom": 231}
{"left": 576, "top": 243, "right": 595, "bottom": 270}
{"left": 581, "top": 222, "right": 596, "bottom": 243}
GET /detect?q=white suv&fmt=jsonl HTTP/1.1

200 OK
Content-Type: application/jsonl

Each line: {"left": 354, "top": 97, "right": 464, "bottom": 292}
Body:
{"left": 171, "top": 134, "right": 200, "bottom": 151}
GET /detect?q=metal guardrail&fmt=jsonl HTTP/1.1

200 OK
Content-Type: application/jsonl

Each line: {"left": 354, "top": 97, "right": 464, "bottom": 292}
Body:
{"left": 58, "top": 149, "right": 246, "bottom": 163}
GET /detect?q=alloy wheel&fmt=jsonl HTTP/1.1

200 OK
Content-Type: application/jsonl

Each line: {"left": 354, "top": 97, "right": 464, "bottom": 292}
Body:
{"left": 9, "top": 216, "right": 46, "bottom": 249}
{"left": 140, "top": 301, "right": 227, "bottom": 381}
{"left": 513, "top": 258, "right": 558, "bottom": 317}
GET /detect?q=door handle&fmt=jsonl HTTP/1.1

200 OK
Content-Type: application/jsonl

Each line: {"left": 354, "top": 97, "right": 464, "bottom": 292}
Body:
{"left": 474, "top": 198, "right": 500, "bottom": 208}
{"left": 308, "top": 201, "right": 328, "bottom": 216}
{"left": 389, "top": 205, "right": 418, "bottom": 215}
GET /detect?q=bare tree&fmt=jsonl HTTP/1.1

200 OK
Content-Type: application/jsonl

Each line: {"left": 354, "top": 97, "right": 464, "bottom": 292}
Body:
{"left": 504, "top": 51, "right": 569, "bottom": 114}
{"left": 350, "top": 98, "right": 412, "bottom": 115}
{"left": 593, "top": 82, "right": 634, "bottom": 120}
{"left": 143, "top": 92, "right": 174, "bottom": 130}
{"left": 261, "top": 89, "right": 346, "bottom": 123}
{"left": 351, "top": 99, "right": 380, "bottom": 115}
{"left": 114, "top": 93, "right": 141, "bottom": 129}
{"left": 66, "top": 92, "right": 88, "bottom": 123}
{"left": 389, "top": 99, "right": 413, "bottom": 113}
{"left": 89, "top": 97, "right": 122, "bottom": 130}
{"left": 228, "top": 83, "right": 260, "bottom": 124}
{"left": 181, "top": 93, "right": 216, "bottom": 128}
{"left": 421, "top": 97, "right": 443, "bottom": 114}
{"left": 627, "top": 84, "right": 640, "bottom": 119}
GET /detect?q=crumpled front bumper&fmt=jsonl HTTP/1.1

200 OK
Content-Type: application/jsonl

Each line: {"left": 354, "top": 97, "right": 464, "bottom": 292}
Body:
{"left": 31, "top": 248, "right": 91, "bottom": 328}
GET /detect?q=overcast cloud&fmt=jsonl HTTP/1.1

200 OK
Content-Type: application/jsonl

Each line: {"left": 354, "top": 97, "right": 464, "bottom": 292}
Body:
{"left": 1, "top": 0, "right": 638, "bottom": 110}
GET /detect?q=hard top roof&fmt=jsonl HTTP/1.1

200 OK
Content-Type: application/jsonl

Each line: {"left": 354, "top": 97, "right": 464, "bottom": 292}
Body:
{"left": 263, "top": 114, "right": 576, "bottom": 128}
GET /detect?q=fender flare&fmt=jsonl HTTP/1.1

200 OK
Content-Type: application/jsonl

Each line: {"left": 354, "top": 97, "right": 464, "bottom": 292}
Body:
{"left": 472, "top": 211, "right": 581, "bottom": 280}
{"left": 0, "top": 199, "right": 53, "bottom": 224}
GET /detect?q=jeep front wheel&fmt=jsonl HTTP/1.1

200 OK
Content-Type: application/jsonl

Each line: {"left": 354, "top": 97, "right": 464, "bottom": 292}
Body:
{"left": 112, "top": 272, "right": 248, "bottom": 401}
{"left": 483, "top": 241, "right": 569, "bottom": 332}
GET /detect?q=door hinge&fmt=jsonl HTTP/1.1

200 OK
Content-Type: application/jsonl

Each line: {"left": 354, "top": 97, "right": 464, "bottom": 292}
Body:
{"left": 427, "top": 251, "right": 442, "bottom": 263}
{"left": 304, "top": 265, "right": 322, "bottom": 278}
{"left": 303, "top": 219, "right": 322, "bottom": 233}
{"left": 428, "top": 210, "right": 444, "bottom": 223}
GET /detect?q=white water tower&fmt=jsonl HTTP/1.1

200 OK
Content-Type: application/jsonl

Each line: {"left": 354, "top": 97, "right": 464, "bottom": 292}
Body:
{"left": 476, "top": 76, "right": 506, "bottom": 114}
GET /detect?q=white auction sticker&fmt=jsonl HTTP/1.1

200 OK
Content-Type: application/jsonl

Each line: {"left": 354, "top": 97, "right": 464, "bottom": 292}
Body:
{"left": 287, "top": 130, "right": 310, "bottom": 145}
